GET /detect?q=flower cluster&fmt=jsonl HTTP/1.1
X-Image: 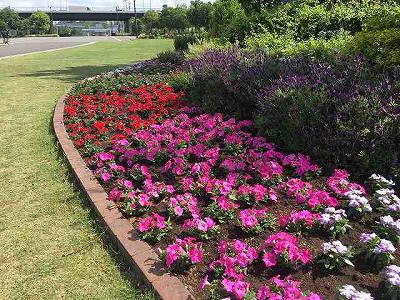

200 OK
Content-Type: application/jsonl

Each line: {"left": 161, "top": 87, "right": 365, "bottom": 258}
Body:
{"left": 318, "top": 207, "right": 351, "bottom": 237}
{"left": 375, "top": 188, "right": 400, "bottom": 215}
{"left": 319, "top": 240, "right": 354, "bottom": 270}
{"left": 260, "top": 232, "right": 311, "bottom": 268}
{"left": 183, "top": 217, "right": 220, "bottom": 240}
{"left": 360, "top": 233, "right": 396, "bottom": 269}
{"left": 165, "top": 237, "right": 203, "bottom": 269}
{"left": 369, "top": 174, "right": 395, "bottom": 190}
{"left": 377, "top": 215, "right": 400, "bottom": 245}
{"left": 64, "top": 83, "right": 183, "bottom": 155}
{"left": 236, "top": 184, "right": 277, "bottom": 205}
{"left": 282, "top": 153, "right": 319, "bottom": 176}
{"left": 257, "top": 276, "right": 321, "bottom": 300}
{"left": 168, "top": 193, "right": 199, "bottom": 218}
{"left": 202, "top": 240, "right": 259, "bottom": 299}
{"left": 384, "top": 265, "right": 400, "bottom": 298}
{"left": 279, "top": 210, "right": 320, "bottom": 234}
{"left": 66, "top": 71, "right": 389, "bottom": 299}
{"left": 345, "top": 190, "right": 372, "bottom": 215}
{"left": 239, "top": 208, "right": 276, "bottom": 233}
{"left": 327, "top": 169, "right": 365, "bottom": 196}
{"left": 338, "top": 285, "right": 373, "bottom": 300}
{"left": 205, "top": 196, "right": 239, "bottom": 223}
{"left": 137, "top": 213, "right": 171, "bottom": 243}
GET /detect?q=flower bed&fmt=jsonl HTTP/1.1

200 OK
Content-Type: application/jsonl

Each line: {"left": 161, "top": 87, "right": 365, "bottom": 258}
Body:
{"left": 64, "top": 65, "right": 400, "bottom": 300}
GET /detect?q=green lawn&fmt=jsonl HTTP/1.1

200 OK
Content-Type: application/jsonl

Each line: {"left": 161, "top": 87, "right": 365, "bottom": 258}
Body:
{"left": 0, "top": 39, "right": 173, "bottom": 300}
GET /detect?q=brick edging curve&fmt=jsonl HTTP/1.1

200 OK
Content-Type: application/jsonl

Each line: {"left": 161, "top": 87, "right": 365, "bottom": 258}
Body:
{"left": 53, "top": 92, "right": 195, "bottom": 300}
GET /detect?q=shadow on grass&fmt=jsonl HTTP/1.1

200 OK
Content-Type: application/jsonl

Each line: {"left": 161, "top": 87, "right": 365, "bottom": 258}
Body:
{"left": 48, "top": 118, "right": 157, "bottom": 299}
{"left": 13, "top": 64, "right": 126, "bottom": 84}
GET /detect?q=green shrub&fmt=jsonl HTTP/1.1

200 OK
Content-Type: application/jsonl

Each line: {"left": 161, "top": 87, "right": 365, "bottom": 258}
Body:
{"left": 174, "top": 32, "right": 209, "bottom": 52}
{"left": 351, "top": 29, "right": 400, "bottom": 68}
{"left": 245, "top": 30, "right": 352, "bottom": 59}
{"left": 157, "top": 50, "right": 185, "bottom": 65}
{"left": 227, "top": 0, "right": 400, "bottom": 44}
{"left": 350, "top": 8, "right": 400, "bottom": 68}
{"left": 174, "top": 35, "right": 192, "bottom": 51}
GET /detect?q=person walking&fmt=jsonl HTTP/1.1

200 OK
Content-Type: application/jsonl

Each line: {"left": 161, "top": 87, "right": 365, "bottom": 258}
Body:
{"left": 3, "top": 29, "right": 10, "bottom": 45}
{"left": 1, "top": 30, "right": 10, "bottom": 45}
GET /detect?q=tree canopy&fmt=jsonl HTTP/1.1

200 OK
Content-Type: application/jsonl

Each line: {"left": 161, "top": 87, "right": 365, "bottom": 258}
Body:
{"left": 29, "top": 11, "right": 50, "bottom": 34}
{"left": 0, "top": 7, "right": 21, "bottom": 30}
{"left": 188, "top": 0, "right": 213, "bottom": 29}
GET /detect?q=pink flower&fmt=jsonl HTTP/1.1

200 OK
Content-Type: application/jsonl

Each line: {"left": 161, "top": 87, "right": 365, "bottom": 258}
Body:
{"left": 164, "top": 238, "right": 203, "bottom": 268}
{"left": 261, "top": 232, "right": 310, "bottom": 268}
{"left": 165, "top": 244, "right": 180, "bottom": 267}
{"left": 101, "top": 172, "right": 111, "bottom": 182}
{"left": 262, "top": 252, "right": 277, "bottom": 267}
{"left": 174, "top": 206, "right": 183, "bottom": 216}
{"left": 256, "top": 285, "right": 271, "bottom": 300}
{"left": 138, "top": 194, "right": 151, "bottom": 206}
{"left": 199, "top": 275, "right": 210, "bottom": 289}
{"left": 239, "top": 208, "right": 267, "bottom": 229}
{"left": 307, "top": 190, "right": 338, "bottom": 209}
{"left": 217, "top": 196, "right": 239, "bottom": 211}
{"left": 232, "top": 240, "right": 246, "bottom": 253}
{"left": 137, "top": 217, "right": 153, "bottom": 232}
{"left": 188, "top": 248, "right": 203, "bottom": 264}
{"left": 153, "top": 213, "right": 166, "bottom": 229}
{"left": 221, "top": 279, "right": 250, "bottom": 299}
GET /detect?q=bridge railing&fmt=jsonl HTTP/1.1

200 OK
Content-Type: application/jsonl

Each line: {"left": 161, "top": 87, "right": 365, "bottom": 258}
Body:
{"left": 2, "top": 6, "right": 162, "bottom": 13}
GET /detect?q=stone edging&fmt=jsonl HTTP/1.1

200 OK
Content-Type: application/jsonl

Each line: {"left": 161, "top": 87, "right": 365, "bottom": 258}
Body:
{"left": 53, "top": 92, "right": 195, "bottom": 300}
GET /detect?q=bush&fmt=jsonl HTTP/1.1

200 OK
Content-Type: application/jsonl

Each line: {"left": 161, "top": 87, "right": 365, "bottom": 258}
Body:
{"left": 183, "top": 48, "right": 282, "bottom": 119}
{"left": 245, "top": 30, "right": 352, "bottom": 59}
{"left": 182, "top": 48, "right": 400, "bottom": 183}
{"left": 226, "top": 0, "right": 399, "bottom": 44}
{"left": 174, "top": 35, "right": 194, "bottom": 51}
{"left": 349, "top": 9, "right": 400, "bottom": 68}
{"left": 255, "top": 56, "right": 400, "bottom": 183}
{"left": 174, "top": 32, "right": 209, "bottom": 52}
{"left": 157, "top": 50, "right": 185, "bottom": 65}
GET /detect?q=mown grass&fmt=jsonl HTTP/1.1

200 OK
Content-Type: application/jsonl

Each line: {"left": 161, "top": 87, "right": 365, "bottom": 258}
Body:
{"left": 0, "top": 39, "right": 173, "bottom": 299}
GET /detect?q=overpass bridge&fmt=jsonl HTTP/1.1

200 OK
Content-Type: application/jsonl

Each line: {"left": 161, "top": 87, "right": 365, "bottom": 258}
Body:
{"left": 4, "top": 6, "right": 161, "bottom": 21}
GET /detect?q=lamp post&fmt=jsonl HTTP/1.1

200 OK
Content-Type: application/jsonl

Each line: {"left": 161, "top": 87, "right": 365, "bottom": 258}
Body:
{"left": 133, "top": 0, "right": 138, "bottom": 37}
{"left": 116, "top": 6, "right": 120, "bottom": 33}
{"left": 49, "top": 6, "right": 54, "bottom": 34}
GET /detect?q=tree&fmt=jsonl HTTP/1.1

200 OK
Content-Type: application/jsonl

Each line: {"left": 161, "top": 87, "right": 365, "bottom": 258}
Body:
{"left": 0, "top": 19, "right": 6, "bottom": 31}
{"left": 210, "top": 0, "right": 246, "bottom": 38}
{"left": 0, "top": 7, "right": 21, "bottom": 30}
{"left": 171, "top": 5, "right": 189, "bottom": 32}
{"left": 188, "top": 0, "right": 213, "bottom": 30}
{"left": 29, "top": 11, "right": 50, "bottom": 34}
{"left": 159, "top": 5, "right": 189, "bottom": 33}
{"left": 142, "top": 9, "right": 159, "bottom": 34}
{"left": 129, "top": 17, "right": 143, "bottom": 35}
{"left": 18, "top": 18, "right": 31, "bottom": 36}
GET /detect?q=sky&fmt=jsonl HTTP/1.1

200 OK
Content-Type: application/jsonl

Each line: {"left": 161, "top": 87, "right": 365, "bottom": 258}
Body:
{"left": 0, "top": 0, "right": 198, "bottom": 10}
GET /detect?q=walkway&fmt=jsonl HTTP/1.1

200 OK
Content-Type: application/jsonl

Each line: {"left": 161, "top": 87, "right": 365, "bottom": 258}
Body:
{"left": 0, "top": 36, "right": 134, "bottom": 58}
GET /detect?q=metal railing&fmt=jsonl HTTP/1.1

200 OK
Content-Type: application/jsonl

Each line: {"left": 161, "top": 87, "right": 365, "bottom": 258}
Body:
{"left": 1, "top": 6, "right": 162, "bottom": 13}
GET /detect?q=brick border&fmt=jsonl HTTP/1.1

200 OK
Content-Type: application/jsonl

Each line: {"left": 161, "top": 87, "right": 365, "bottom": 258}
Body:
{"left": 53, "top": 92, "right": 195, "bottom": 300}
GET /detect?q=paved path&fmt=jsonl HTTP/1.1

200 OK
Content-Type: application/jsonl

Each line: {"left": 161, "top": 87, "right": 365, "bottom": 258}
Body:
{"left": 0, "top": 36, "right": 135, "bottom": 58}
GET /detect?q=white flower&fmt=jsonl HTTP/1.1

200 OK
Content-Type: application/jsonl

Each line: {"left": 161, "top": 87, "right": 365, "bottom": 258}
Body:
{"left": 369, "top": 174, "right": 395, "bottom": 187}
{"left": 319, "top": 213, "right": 332, "bottom": 225}
{"left": 322, "top": 240, "right": 348, "bottom": 254}
{"left": 380, "top": 215, "right": 395, "bottom": 225}
{"left": 338, "top": 285, "right": 357, "bottom": 298}
{"left": 360, "top": 233, "right": 377, "bottom": 243}
{"left": 373, "top": 239, "right": 396, "bottom": 254}
{"left": 352, "top": 291, "right": 374, "bottom": 300}
{"left": 338, "top": 285, "right": 373, "bottom": 300}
